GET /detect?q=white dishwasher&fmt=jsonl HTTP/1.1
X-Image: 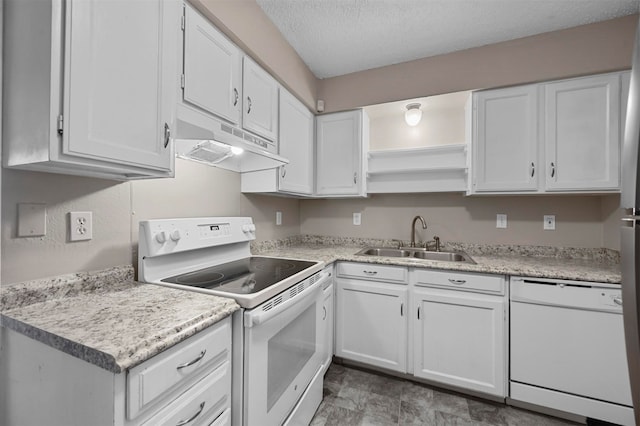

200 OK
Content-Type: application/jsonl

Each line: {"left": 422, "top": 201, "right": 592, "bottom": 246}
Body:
{"left": 509, "top": 277, "right": 634, "bottom": 426}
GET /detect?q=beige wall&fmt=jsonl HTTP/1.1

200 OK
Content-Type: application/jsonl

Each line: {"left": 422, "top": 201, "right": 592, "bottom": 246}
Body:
{"left": 367, "top": 100, "right": 468, "bottom": 150}
{"left": 300, "top": 193, "right": 616, "bottom": 249}
{"left": 1, "top": 160, "right": 300, "bottom": 284}
{"left": 318, "top": 15, "right": 638, "bottom": 113}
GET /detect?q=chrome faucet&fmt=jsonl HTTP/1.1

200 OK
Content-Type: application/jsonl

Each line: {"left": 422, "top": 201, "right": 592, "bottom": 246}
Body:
{"left": 410, "top": 216, "right": 427, "bottom": 247}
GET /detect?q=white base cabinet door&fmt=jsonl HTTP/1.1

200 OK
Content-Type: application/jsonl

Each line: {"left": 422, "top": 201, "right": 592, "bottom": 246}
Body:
{"left": 413, "top": 287, "right": 506, "bottom": 397}
{"left": 335, "top": 279, "right": 407, "bottom": 373}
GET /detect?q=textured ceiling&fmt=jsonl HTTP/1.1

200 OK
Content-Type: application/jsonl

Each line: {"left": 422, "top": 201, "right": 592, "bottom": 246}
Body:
{"left": 256, "top": 0, "right": 640, "bottom": 79}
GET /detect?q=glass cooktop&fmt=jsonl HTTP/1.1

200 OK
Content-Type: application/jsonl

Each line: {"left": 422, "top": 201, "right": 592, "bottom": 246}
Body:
{"left": 161, "top": 256, "right": 318, "bottom": 295}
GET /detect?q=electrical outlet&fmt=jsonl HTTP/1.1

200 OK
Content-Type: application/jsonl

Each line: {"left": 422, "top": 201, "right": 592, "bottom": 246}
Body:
{"left": 276, "top": 211, "right": 282, "bottom": 226}
{"left": 544, "top": 215, "right": 556, "bottom": 230}
{"left": 496, "top": 214, "right": 507, "bottom": 229}
{"left": 353, "top": 212, "right": 362, "bottom": 226}
{"left": 69, "top": 211, "right": 93, "bottom": 241}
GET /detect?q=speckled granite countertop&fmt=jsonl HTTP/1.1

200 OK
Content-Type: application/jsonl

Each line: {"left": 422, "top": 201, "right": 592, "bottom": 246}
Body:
{"left": 253, "top": 236, "right": 621, "bottom": 284}
{"left": 0, "top": 266, "right": 240, "bottom": 373}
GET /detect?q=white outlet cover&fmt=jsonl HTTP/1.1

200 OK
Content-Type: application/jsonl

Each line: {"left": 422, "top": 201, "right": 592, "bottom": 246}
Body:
{"left": 276, "top": 211, "right": 282, "bottom": 226}
{"left": 69, "top": 211, "right": 93, "bottom": 241}
{"left": 353, "top": 212, "right": 362, "bottom": 226}
{"left": 496, "top": 214, "right": 507, "bottom": 229}
{"left": 544, "top": 215, "right": 556, "bottom": 230}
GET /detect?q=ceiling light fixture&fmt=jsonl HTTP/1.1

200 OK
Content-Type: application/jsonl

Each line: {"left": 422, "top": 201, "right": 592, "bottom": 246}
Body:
{"left": 404, "top": 103, "right": 422, "bottom": 126}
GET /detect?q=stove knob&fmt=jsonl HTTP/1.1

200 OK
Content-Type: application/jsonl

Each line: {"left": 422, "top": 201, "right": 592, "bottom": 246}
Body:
{"left": 170, "top": 230, "right": 181, "bottom": 242}
{"left": 155, "top": 231, "right": 167, "bottom": 244}
{"left": 242, "top": 224, "right": 256, "bottom": 233}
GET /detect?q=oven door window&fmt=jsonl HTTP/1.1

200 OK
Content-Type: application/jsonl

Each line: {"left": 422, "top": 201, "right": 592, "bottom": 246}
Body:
{"left": 244, "top": 286, "right": 323, "bottom": 426}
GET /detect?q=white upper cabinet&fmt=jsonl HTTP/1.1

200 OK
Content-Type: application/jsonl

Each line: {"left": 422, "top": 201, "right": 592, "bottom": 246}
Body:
{"left": 182, "top": 3, "right": 241, "bottom": 125}
{"left": 473, "top": 85, "right": 538, "bottom": 192}
{"left": 240, "top": 88, "right": 313, "bottom": 195}
{"left": 242, "top": 57, "right": 279, "bottom": 141}
{"left": 277, "top": 90, "right": 314, "bottom": 194}
{"left": 470, "top": 71, "right": 625, "bottom": 194}
{"left": 544, "top": 74, "right": 621, "bottom": 191}
{"left": 316, "top": 110, "right": 369, "bottom": 197}
{"left": 4, "top": 0, "right": 180, "bottom": 180}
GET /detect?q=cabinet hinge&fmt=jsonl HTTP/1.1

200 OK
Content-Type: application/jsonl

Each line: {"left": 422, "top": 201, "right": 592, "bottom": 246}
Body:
{"left": 180, "top": 74, "right": 185, "bottom": 89}
{"left": 57, "top": 115, "right": 64, "bottom": 135}
{"left": 181, "top": 4, "right": 186, "bottom": 31}
{"left": 181, "top": 14, "right": 185, "bottom": 31}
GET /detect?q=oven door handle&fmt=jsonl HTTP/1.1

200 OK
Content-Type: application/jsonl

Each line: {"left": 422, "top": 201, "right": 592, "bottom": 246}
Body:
{"left": 245, "top": 273, "right": 329, "bottom": 328}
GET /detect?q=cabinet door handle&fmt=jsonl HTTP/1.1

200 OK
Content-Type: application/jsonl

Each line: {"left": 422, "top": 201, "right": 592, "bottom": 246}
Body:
{"left": 164, "top": 123, "right": 171, "bottom": 148}
{"left": 354, "top": 172, "right": 357, "bottom": 184}
{"left": 530, "top": 162, "right": 535, "bottom": 178}
{"left": 322, "top": 306, "right": 327, "bottom": 320}
{"left": 363, "top": 270, "right": 378, "bottom": 275}
{"left": 176, "top": 349, "right": 206, "bottom": 370}
{"left": 281, "top": 166, "right": 286, "bottom": 178}
{"left": 400, "top": 303, "right": 404, "bottom": 316}
{"left": 233, "top": 88, "right": 239, "bottom": 106}
{"left": 175, "top": 401, "right": 205, "bottom": 426}
{"left": 550, "top": 162, "right": 556, "bottom": 178}
{"left": 247, "top": 96, "right": 252, "bottom": 114}
{"left": 417, "top": 306, "right": 421, "bottom": 320}
{"left": 448, "top": 279, "right": 466, "bottom": 285}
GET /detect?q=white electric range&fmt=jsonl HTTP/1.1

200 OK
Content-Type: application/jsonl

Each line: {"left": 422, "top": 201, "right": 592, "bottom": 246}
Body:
{"left": 138, "top": 217, "right": 328, "bottom": 426}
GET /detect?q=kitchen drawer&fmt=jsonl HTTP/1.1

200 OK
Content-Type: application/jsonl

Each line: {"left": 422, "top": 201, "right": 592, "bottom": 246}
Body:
{"left": 128, "top": 316, "right": 231, "bottom": 419}
{"left": 337, "top": 262, "right": 408, "bottom": 284}
{"left": 412, "top": 269, "right": 505, "bottom": 294}
{"left": 140, "top": 361, "right": 231, "bottom": 426}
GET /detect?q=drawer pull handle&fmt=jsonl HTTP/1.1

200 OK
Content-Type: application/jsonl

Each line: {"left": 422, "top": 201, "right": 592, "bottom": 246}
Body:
{"left": 614, "top": 296, "right": 623, "bottom": 306}
{"left": 363, "top": 270, "right": 378, "bottom": 275}
{"left": 176, "top": 349, "right": 207, "bottom": 370}
{"left": 448, "top": 279, "right": 466, "bottom": 285}
{"left": 176, "top": 401, "right": 205, "bottom": 426}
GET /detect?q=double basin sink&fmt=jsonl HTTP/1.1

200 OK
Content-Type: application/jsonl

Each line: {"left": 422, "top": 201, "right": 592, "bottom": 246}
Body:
{"left": 356, "top": 247, "right": 475, "bottom": 264}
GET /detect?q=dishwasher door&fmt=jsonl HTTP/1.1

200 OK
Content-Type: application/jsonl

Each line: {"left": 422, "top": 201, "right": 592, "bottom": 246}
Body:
{"left": 510, "top": 278, "right": 632, "bottom": 407}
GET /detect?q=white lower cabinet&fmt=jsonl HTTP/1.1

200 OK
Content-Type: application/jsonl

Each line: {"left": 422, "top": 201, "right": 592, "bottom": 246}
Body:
{"left": 411, "top": 270, "right": 506, "bottom": 397}
{"left": 0, "top": 317, "right": 232, "bottom": 426}
{"left": 335, "top": 263, "right": 408, "bottom": 373}
{"left": 320, "top": 265, "right": 335, "bottom": 372}
{"left": 334, "top": 262, "right": 507, "bottom": 398}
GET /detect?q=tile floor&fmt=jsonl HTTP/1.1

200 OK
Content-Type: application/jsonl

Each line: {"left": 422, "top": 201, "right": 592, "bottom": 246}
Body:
{"left": 310, "top": 363, "right": 579, "bottom": 426}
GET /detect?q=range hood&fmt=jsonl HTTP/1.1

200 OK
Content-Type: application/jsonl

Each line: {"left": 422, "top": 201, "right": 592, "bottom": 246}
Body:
{"left": 174, "top": 104, "right": 288, "bottom": 173}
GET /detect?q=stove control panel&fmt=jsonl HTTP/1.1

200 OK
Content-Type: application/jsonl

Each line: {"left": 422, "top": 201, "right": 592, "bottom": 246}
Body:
{"left": 139, "top": 217, "right": 256, "bottom": 258}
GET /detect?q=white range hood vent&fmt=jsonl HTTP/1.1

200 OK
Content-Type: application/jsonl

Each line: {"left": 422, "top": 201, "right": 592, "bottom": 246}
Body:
{"left": 174, "top": 104, "right": 288, "bottom": 173}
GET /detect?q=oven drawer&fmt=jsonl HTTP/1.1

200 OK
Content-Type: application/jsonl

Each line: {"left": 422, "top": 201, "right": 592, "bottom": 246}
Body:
{"left": 127, "top": 316, "right": 231, "bottom": 419}
{"left": 140, "top": 361, "right": 231, "bottom": 426}
{"left": 412, "top": 269, "right": 504, "bottom": 294}
{"left": 337, "top": 262, "right": 407, "bottom": 283}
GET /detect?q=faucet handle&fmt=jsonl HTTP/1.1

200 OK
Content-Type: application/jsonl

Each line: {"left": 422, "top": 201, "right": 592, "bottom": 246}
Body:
{"left": 392, "top": 239, "right": 404, "bottom": 248}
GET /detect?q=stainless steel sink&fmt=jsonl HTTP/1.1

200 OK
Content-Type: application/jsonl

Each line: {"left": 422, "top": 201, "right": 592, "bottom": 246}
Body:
{"left": 355, "top": 247, "right": 475, "bottom": 263}
{"left": 356, "top": 248, "right": 412, "bottom": 257}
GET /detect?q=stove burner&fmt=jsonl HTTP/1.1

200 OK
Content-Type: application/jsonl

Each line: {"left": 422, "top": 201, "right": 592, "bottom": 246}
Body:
{"left": 175, "top": 271, "right": 224, "bottom": 286}
{"left": 161, "top": 256, "right": 317, "bottom": 295}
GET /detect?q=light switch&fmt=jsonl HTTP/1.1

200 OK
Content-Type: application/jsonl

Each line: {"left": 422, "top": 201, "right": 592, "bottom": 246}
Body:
{"left": 496, "top": 214, "right": 507, "bottom": 229}
{"left": 18, "top": 203, "right": 47, "bottom": 237}
{"left": 276, "top": 211, "right": 282, "bottom": 226}
{"left": 353, "top": 212, "right": 362, "bottom": 226}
